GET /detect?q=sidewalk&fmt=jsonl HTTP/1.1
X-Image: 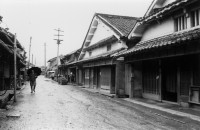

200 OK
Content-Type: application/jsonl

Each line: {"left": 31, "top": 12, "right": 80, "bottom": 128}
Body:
{"left": 0, "top": 90, "right": 13, "bottom": 108}
{"left": 81, "top": 87, "right": 115, "bottom": 98}
{"left": 0, "top": 83, "right": 27, "bottom": 108}
{"left": 80, "top": 86, "right": 200, "bottom": 122}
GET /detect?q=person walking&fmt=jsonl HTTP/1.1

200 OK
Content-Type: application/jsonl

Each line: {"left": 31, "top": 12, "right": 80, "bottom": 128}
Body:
{"left": 29, "top": 70, "right": 37, "bottom": 93}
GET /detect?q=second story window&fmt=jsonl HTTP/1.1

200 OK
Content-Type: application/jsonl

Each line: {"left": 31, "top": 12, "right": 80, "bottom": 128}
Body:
{"left": 191, "top": 9, "right": 200, "bottom": 27}
{"left": 107, "top": 44, "right": 111, "bottom": 51}
{"left": 174, "top": 15, "right": 187, "bottom": 32}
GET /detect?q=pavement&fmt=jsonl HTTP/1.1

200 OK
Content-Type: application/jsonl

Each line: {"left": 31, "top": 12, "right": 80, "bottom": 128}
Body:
{"left": 80, "top": 86, "right": 200, "bottom": 123}
{"left": 1, "top": 76, "right": 200, "bottom": 129}
{"left": 2, "top": 79, "right": 200, "bottom": 123}
{"left": 0, "top": 83, "right": 27, "bottom": 108}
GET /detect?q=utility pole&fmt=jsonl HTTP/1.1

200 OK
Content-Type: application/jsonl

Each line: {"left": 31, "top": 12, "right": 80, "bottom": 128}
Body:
{"left": 54, "top": 28, "right": 64, "bottom": 66}
{"left": 28, "top": 37, "right": 32, "bottom": 69}
{"left": 32, "top": 54, "right": 33, "bottom": 66}
{"left": 14, "top": 33, "right": 17, "bottom": 102}
{"left": 44, "top": 43, "right": 46, "bottom": 70}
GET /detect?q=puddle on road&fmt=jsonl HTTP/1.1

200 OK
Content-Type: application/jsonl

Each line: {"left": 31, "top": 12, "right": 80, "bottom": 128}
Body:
{"left": 6, "top": 113, "right": 21, "bottom": 118}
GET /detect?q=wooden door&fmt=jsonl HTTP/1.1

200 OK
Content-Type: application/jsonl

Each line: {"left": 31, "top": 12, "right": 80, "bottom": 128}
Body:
{"left": 97, "top": 67, "right": 101, "bottom": 89}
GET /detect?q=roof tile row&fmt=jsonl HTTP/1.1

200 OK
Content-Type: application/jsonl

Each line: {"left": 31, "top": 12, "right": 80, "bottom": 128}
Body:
{"left": 118, "top": 28, "right": 200, "bottom": 56}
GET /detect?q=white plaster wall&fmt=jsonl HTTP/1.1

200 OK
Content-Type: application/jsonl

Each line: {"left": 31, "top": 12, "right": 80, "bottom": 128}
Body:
{"left": 141, "top": 17, "right": 174, "bottom": 42}
{"left": 84, "top": 41, "right": 122, "bottom": 59}
{"left": 89, "top": 20, "right": 114, "bottom": 46}
{"left": 163, "top": 0, "right": 176, "bottom": 6}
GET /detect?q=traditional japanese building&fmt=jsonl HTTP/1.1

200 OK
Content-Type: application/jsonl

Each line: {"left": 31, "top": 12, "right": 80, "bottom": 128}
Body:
{"left": 58, "top": 49, "right": 81, "bottom": 84}
{"left": 77, "top": 13, "right": 138, "bottom": 95}
{"left": 115, "top": 0, "right": 200, "bottom": 107}
{"left": 47, "top": 55, "right": 63, "bottom": 80}
{"left": 0, "top": 27, "right": 26, "bottom": 91}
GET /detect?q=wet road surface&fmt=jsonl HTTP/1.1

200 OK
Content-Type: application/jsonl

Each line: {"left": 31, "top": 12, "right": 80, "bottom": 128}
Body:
{"left": 0, "top": 76, "right": 200, "bottom": 130}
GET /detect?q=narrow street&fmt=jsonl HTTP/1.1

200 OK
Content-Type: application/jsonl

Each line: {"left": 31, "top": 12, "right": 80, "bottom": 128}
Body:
{"left": 0, "top": 76, "right": 200, "bottom": 130}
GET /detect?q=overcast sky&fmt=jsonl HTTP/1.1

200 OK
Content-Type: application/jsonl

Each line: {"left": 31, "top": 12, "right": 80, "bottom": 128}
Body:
{"left": 0, "top": 0, "right": 153, "bottom": 66}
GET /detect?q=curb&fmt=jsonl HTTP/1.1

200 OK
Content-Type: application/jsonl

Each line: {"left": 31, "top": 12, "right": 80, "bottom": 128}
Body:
{"left": 124, "top": 98, "right": 200, "bottom": 122}
{"left": 78, "top": 85, "right": 200, "bottom": 123}
{"left": 81, "top": 87, "right": 115, "bottom": 98}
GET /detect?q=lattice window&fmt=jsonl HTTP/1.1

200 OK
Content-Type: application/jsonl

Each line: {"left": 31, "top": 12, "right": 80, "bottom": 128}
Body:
{"left": 174, "top": 15, "right": 187, "bottom": 31}
{"left": 191, "top": 9, "right": 200, "bottom": 27}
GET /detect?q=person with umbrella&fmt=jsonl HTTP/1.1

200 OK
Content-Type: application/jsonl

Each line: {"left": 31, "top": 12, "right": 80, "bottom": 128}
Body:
{"left": 29, "top": 70, "right": 37, "bottom": 93}
{"left": 27, "top": 67, "right": 41, "bottom": 93}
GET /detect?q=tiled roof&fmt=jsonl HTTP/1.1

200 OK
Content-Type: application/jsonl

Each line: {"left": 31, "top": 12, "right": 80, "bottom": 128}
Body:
{"left": 0, "top": 39, "right": 23, "bottom": 60}
{"left": 0, "top": 28, "right": 23, "bottom": 50}
{"left": 83, "top": 35, "right": 117, "bottom": 51}
{"left": 64, "top": 48, "right": 81, "bottom": 57}
{"left": 117, "top": 28, "right": 200, "bottom": 56}
{"left": 0, "top": 39, "right": 13, "bottom": 53}
{"left": 48, "top": 55, "right": 63, "bottom": 62}
{"left": 97, "top": 13, "right": 138, "bottom": 37}
{"left": 140, "top": 0, "right": 194, "bottom": 24}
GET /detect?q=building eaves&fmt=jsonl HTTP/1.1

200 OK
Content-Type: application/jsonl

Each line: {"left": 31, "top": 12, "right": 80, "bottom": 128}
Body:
{"left": 64, "top": 48, "right": 81, "bottom": 57}
{"left": 47, "top": 55, "right": 63, "bottom": 62}
{"left": 83, "top": 35, "right": 118, "bottom": 51}
{"left": 77, "top": 48, "right": 124, "bottom": 64}
{"left": 0, "top": 39, "right": 13, "bottom": 53}
{"left": 117, "top": 27, "right": 200, "bottom": 57}
{"left": 140, "top": 0, "right": 196, "bottom": 24}
{"left": 0, "top": 28, "right": 23, "bottom": 50}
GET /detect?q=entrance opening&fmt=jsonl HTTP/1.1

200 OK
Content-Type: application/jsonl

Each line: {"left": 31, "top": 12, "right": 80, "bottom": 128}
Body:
{"left": 111, "top": 66, "right": 115, "bottom": 94}
{"left": 162, "top": 59, "right": 177, "bottom": 102}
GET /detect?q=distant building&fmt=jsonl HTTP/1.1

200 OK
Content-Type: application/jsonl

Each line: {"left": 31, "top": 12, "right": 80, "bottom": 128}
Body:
{"left": 47, "top": 55, "right": 63, "bottom": 71}
{"left": 58, "top": 49, "right": 81, "bottom": 84}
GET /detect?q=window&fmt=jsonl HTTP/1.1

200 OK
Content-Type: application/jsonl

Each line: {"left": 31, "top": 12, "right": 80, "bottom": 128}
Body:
{"left": 191, "top": 9, "right": 200, "bottom": 27}
{"left": 174, "top": 15, "right": 187, "bottom": 31}
{"left": 107, "top": 44, "right": 111, "bottom": 51}
{"left": 89, "top": 51, "right": 92, "bottom": 57}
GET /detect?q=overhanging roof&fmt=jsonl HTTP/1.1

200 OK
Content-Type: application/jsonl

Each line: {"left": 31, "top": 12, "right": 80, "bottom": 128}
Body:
{"left": 77, "top": 48, "right": 124, "bottom": 64}
{"left": 0, "top": 39, "right": 13, "bottom": 53}
{"left": 83, "top": 35, "right": 118, "bottom": 51}
{"left": 117, "top": 27, "right": 200, "bottom": 57}
{"left": 140, "top": 0, "right": 197, "bottom": 24}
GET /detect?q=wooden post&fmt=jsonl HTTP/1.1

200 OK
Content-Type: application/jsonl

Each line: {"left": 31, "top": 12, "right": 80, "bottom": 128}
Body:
{"left": 28, "top": 37, "right": 32, "bottom": 69}
{"left": 158, "top": 59, "right": 162, "bottom": 101}
{"left": 14, "top": 33, "right": 17, "bottom": 102}
{"left": 44, "top": 43, "right": 46, "bottom": 72}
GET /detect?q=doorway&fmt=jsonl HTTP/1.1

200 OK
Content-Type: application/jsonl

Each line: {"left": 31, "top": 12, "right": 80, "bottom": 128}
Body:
{"left": 162, "top": 59, "right": 177, "bottom": 102}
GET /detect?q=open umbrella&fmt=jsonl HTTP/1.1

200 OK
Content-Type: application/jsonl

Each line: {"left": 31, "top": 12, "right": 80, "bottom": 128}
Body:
{"left": 27, "top": 67, "right": 42, "bottom": 76}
